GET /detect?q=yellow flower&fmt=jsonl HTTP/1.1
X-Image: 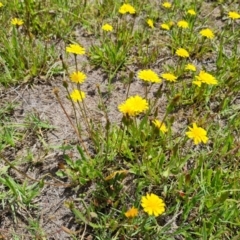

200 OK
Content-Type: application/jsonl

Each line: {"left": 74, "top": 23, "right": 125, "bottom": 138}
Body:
{"left": 228, "top": 11, "right": 240, "bottom": 20}
{"left": 70, "top": 89, "right": 86, "bottom": 102}
{"left": 141, "top": 193, "right": 166, "bottom": 217}
{"left": 177, "top": 20, "right": 189, "bottom": 29}
{"left": 200, "top": 28, "right": 214, "bottom": 39}
{"left": 147, "top": 19, "right": 154, "bottom": 28}
{"left": 161, "top": 73, "right": 177, "bottom": 82}
{"left": 118, "top": 95, "right": 149, "bottom": 117}
{"left": 102, "top": 23, "right": 113, "bottom": 32}
{"left": 186, "top": 123, "right": 208, "bottom": 145}
{"left": 11, "top": 18, "right": 24, "bottom": 26}
{"left": 119, "top": 3, "right": 136, "bottom": 14}
{"left": 161, "top": 23, "right": 170, "bottom": 30}
{"left": 0, "top": 2, "right": 3, "bottom": 7}
{"left": 187, "top": 9, "right": 196, "bottom": 15}
{"left": 162, "top": 2, "right": 171, "bottom": 8}
{"left": 70, "top": 71, "right": 86, "bottom": 84}
{"left": 193, "top": 70, "right": 218, "bottom": 87}
{"left": 152, "top": 119, "right": 168, "bottom": 133}
{"left": 185, "top": 63, "right": 196, "bottom": 72}
{"left": 176, "top": 48, "right": 189, "bottom": 58}
{"left": 66, "top": 43, "right": 85, "bottom": 55}
{"left": 138, "top": 69, "right": 161, "bottom": 83}
{"left": 125, "top": 207, "right": 138, "bottom": 218}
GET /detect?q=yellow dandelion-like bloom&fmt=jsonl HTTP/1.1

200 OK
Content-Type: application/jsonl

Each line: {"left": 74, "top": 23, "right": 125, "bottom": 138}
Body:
{"left": 70, "top": 71, "right": 86, "bottom": 84}
{"left": 187, "top": 9, "right": 196, "bottom": 15}
{"left": 141, "top": 193, "right": 166, "bottom": 217}
{"left": 119, "top": 3, "right": 136, "bottom": 14}
{"left": 152, "top": 119, "right": 168, "bottom": 133}
{"left": 125, "top": 207, "right": 138, "bottom": 218}
{"left": 185, "top": 63, "right": 196, "bottom": 72}
{"left": 70, "top": 89, "right": 86, "bottom": 102}
{"left": 186, "top": 123, "right": 208, "bottom": 145}
{"left": 228, "top": 11, "right": 240, "bottom": 20}
{"left": 161, "top": 23, "right": 170, "bottom": 30}
{"left": 11, "top": 18, "right": 24, "bottom": 26}
{"left": 193, "top": 70, "right": 218, "bottom": 87}
{"left": 147, "top": 19, "right": 154, "bottom": 28}
{"left": 177, "top": 20, "right": 189, "bottom": 29}
{"left": 200, "top": 28, "right": 214, "bottom": 39}
{"left": 0, "top": 2, "right": 3, "bottom": 7}
{"left": 161, "top": 73, "right": 177, "bottom": 82}
{"left": 118, "top": 95, "right": 149, "bottom": 117}
{"left": 138, "top": 69, "right": 161, "bottom": 83}
{"left": 66, "top": 43, "right": 85, "bottom": 55}
{"left": 176, "top": 48, "right": 189, "bottom": 58}
{"left": 102, "top": 23, "right": 113, "bottom": 32}
{"left": 162, "top": 2, "right": 171, "bottom": 9}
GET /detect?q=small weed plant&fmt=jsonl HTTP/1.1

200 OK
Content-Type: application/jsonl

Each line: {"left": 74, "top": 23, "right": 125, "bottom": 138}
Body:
{"left": 0, "top": 0, "right": 240, "bottom": 239}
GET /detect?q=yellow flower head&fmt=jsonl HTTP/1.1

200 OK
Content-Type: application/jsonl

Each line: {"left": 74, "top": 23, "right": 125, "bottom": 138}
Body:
{"left": 118, "top": 95, "right": 149, "bottom": 117}
{"left": 187, "top": 9, "right": 196, "bottom": 15}
{"left": 228, "top": 11, "right": 240, "bottom": 20}
{"left": 138, "top": 69, "right": 161, "bottom": 83}
{"left": 200, "top": 28, "right": 214, "bottom": 39}
{"left": 0, "top": 2, "right": 3, "bottom": 7}
{"left": 162, "top": 2, "right": 171, "bottom": 9}
{"left": 185, "top": 63, "right": 196, "bottom": 72}
{"left": 147, "top": 19, "right": 154, "bottom": 28}
{"left": 66, "top": 43, "right": 85, "bottom": 55}
{"left": 161, "top": 23, "right": 170, "bottom": 30}
{"left": 125, "top": 207, "right": 138, "bottom": 218}
{"left": 141, "top": 193, "right": 166, "bottom": 217}
{"left": 152, "top": 119, "right": 168, "bottom": 133}
{"left": 161, "top": 73, "right": 177, "bottom": 82}
{"left": 11, "top": 18, "right": 24, "bottom": 26}
{"left": 70, "top": 89, "right": 86, "bottom": 102}
{"left": 176, "top": 48, "right": 189, "bottom": 58}
{"left": 186, "top": 123, "right": 208, "bottom": 145}
{"left": 119, "top": 3, "right": 136, "bottom": 14}
{"left": 70, "top": 71, "right": 86, "bottom": 84}
{"left": 193, "top": 70, "right": 218, "bottom": 87}
{"left": 102, "top": 23, "right": 113, "bottom": 32}
{"left": 177, "top": 20, "right": 189, "bottom": 29}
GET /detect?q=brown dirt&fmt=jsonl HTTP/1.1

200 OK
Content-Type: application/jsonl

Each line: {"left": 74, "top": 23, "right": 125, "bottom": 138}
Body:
{"left": 0, "top": 48, "right": 168, "bottom": 239}
{"left": 1, "top": 2, "right": 239, "bottom": 239}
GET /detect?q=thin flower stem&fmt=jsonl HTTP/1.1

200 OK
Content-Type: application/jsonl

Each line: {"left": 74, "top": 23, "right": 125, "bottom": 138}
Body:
{"left": 96, "top": 84, "right": 109, "bottom": 120}
{"left": 146, "top": 83, "right": 153, "bottom": 98}
{"left": 54, "top": 90, "right": 90, "bottom": 157}
{"left": 144, "top": 84, "right": 148, "bottom": 99}
{"left": 125, "top": 71, "right": 134, "bottom": 99}
{"left": 77, "top": 100, "right": 92, "bottom": 138}
{"left": 74, "top": 54, "right": 78, "bottom": 71}
{"left": 116, "top": 119, "right": 127, "bottom": 153}
{"left": 125, "top": 79, "right": 131, "bottom": 99}
{"left": 75, "top": 83, "right": 92, "bottom": 136}
{"left": 105, "top": 117, "right": 110, "bottom": 161}
{"left": 65, "top": 87, "right": 79, "bottom": 128}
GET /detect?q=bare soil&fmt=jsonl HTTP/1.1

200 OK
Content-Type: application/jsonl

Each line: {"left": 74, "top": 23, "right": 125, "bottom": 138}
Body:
{"left": 0, "top": 2, "right": 239, "bottom": 239}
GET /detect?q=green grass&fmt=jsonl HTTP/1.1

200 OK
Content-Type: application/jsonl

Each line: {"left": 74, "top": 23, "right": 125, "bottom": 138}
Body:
{"left": 0, "top": 0, "right": 240, "bottom": 239}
